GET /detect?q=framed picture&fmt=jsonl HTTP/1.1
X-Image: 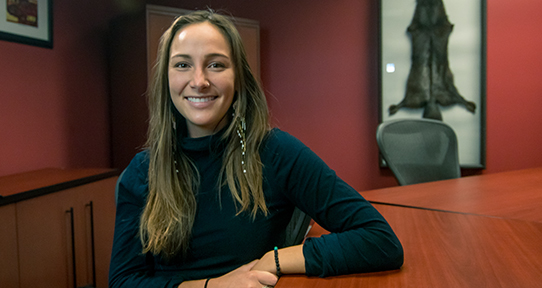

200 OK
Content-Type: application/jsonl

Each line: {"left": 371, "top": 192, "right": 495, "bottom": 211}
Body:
{"left": 0, "top": 0, "right": 53, "bottom": 48}
{"left": 378, "top": 0, "right": 486, "bottom": 168}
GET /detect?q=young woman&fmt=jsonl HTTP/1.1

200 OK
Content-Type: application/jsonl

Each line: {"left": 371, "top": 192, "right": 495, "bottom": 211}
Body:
{"left": 109, "top": 10, "right": 403, "bottom": 288}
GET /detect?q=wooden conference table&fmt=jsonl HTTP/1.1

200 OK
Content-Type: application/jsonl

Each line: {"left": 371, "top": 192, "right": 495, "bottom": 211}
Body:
{"left": 275, "top": 168, "right": 542, "bottom": 288}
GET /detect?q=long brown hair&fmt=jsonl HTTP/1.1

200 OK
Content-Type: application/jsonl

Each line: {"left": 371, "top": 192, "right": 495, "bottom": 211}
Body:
{"left": 141, "top": 10, "right": 270, "bottom": 258}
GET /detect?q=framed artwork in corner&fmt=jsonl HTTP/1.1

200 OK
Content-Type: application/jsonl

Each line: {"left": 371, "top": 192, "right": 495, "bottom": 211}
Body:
{"left": 0, "top": 0, "right": 53, "bottom": 48}
{"left": 378, "top": 0, "right": 486, "bottom": 168}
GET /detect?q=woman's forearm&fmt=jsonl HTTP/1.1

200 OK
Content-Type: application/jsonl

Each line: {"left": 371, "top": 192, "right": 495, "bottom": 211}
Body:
{"left": 251, "top": 245, "right": 306, "bottom": 275}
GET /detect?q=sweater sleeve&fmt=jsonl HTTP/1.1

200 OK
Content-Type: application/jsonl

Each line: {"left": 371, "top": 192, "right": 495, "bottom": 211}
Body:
{"left": 108, "top": 152, "right": 184, "bottom": 288}
{"left": 265, "top": 130, "right": 404, "bottom": 277}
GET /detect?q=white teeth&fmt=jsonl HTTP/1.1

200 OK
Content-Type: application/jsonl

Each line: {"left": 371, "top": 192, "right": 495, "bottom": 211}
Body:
{"left": 187, "top": 97, "right": 215, "bottom": 103}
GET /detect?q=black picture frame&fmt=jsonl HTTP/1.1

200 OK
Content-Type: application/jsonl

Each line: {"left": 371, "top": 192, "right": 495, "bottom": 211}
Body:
{"left": 378, "top": 0, "right": 486, "bottom": 168}
{"left": 0, "top": 0, "right": 53, "bottom": 48}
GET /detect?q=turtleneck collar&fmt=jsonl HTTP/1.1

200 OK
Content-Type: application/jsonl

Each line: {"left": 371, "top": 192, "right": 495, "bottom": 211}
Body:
{"left": 178, "top": 126, "right": 229, "bottom": 153}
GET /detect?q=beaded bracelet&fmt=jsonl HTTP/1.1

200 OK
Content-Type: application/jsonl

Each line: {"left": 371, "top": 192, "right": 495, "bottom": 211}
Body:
{"left": 204, "top": 278, "right": 210, "bottom": 288}
{"left": 274, "top": 246, "right": 282, "bottom": 277}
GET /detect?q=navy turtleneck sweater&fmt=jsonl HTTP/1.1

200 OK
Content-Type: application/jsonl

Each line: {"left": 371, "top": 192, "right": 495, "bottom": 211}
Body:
{"left": 109, "top": 128, "right": 403, "bottom": 288}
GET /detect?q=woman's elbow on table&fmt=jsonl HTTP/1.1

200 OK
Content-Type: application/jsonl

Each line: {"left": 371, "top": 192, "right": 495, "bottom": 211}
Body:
{"left": 385, "top": 238, "right": 404, "bottom": 271}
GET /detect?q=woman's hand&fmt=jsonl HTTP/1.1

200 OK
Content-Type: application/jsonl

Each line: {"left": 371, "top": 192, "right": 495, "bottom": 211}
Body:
{"left": 250, "top": 250, "right": 276, "bottom": 274}
{"left": 208, "top": 260, "right": 278, "bottom": 288}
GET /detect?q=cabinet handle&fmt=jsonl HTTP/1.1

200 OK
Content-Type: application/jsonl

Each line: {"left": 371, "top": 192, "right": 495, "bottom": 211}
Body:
{"left": 66, "top": 207, "right": 77, "bottom": 288}
{"left": 85, "top": 201, "right": 97, "bottom": 287}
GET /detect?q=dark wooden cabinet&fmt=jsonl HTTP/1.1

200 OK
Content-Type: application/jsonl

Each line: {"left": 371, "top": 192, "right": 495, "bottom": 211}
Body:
{"left": 109, "top": 4, "right": 260, "bottom": 170}
{"left": 0, "top": 169, "right": 118, "bottom": 288}
{"left": 0, "top": 204, "right": 19, "bottom": 287}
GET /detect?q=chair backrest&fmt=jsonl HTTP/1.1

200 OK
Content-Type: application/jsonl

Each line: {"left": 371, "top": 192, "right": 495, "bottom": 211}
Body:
{"left": 376, "top": 118, "right": 461, "bottom": 185}
{"left": 283, "top": 207, "right": 312, "bottom": 246}
{"left": 115, "top": 169, "right": 311, "bottom": 246}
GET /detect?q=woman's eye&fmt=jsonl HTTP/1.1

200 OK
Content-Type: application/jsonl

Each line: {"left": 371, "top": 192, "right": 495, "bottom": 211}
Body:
{"left": 175, "top": 62, "right": 190, "bottom": 68}
{"left": 209, "top": 62, "right": 225, "bottom": 69}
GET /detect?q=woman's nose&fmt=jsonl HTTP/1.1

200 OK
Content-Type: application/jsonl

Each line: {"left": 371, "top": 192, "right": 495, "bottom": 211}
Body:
{"left": 190, "top": 69, "right": 210, "bottom": 90}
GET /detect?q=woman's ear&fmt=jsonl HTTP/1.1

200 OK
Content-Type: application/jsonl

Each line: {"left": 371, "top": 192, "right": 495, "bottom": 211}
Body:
{"left": 231, "top": 91, "right": 240, "bottom": 110}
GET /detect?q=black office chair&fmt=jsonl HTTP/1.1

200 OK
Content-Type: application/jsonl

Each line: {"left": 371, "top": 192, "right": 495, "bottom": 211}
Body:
{"left": 115, "top": 169, "right": 311, "bottom": 246}
{"left": 376, "top": 118, "right": 461, "bottom": 185}
{"left": 283, "top": 207, "right": 312, "bottom": 246}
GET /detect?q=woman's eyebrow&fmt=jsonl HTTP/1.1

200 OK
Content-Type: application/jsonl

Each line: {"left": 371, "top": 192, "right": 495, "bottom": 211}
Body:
{"left": 205, "top": 53, "right": 230, "bottom": 60}
{"left": 170, "top": 54, "right": 191, "bottom": 60}
{"left": 170, "top": 53, "right": 229, "bottom": 59}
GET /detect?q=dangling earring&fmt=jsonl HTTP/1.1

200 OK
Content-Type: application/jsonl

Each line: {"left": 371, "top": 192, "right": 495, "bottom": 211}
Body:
{"left": 172, "top": 116, "right": 179, "bottom": 174}
{"left": 233, "top": 110, "right": 247, "bottom": 174}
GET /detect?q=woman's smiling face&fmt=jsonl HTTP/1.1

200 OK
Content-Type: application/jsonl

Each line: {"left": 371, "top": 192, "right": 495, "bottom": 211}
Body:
{"left": 168, "top": 21, "right": 235, "bottom": 138}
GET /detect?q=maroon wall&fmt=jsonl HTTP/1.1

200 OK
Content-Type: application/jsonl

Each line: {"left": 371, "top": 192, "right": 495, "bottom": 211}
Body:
{"left": 2, "top": 0, "right": 542, "bottom": 191}
{"left": 485, "top": 0, "right": 542, "bottom": 173}
{"left": 0, "top": 0, "right": 118, "bottom": 176}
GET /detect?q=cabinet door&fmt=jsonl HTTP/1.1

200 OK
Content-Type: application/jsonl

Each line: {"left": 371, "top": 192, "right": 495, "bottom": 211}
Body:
{"left": 16, "top": 177, "right": 117, "bottom": 288}
{"left": 0, "top": 204, "right": 19, "bottom": 287}
{"left": 17, "top": 189, "right": 79, "bottom": 288}
{"left": 79, "top": 177, "right": 117, "bottom": 288}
